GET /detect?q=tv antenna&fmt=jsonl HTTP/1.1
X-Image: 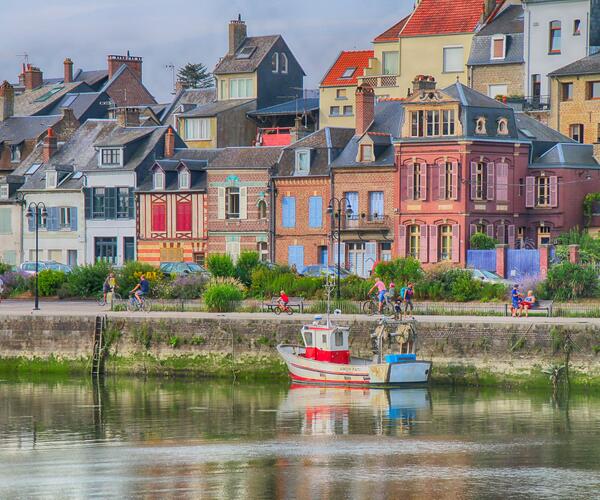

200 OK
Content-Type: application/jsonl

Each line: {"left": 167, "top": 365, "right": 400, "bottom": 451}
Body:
{"left": 17, "top": 53, "right": 29, "bottom": 64}
{"left": 165, "top": 63, "right": 176, "bottom": 94}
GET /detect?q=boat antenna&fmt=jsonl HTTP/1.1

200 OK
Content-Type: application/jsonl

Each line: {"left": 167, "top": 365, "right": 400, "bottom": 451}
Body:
{"left": 324, "top": 272, "right": 336, "bottom": 327}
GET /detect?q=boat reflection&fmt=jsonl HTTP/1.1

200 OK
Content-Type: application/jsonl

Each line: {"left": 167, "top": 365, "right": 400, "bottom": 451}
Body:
{"left": 278, "top": 385, "right": 431, "bottom": 436}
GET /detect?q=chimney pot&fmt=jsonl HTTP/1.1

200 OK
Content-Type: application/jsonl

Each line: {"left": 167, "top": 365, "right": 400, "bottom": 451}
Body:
{"left": 0, "top": 81, "right": 15, "bottom": 120}
{"left": 43, "top": 128, "right": 57, "bottom": 162}
{"left": 63, "top": 58, "right": 74, "bottom": 83}
{"left": 412, "top": 74, "right": 437, "bottom": 95}
{"left": 355, "top": 85, "right": 375, "bottom": 136}
{"left": 107, "top": 53, "right": 143, "bottom": 81}
{"left": 24, "top": 65, "right": 43, "bottom": 91}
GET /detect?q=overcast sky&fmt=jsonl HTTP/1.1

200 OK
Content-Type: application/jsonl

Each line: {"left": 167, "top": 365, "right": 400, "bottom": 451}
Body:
{"left": 0, "top": 0, "right": 412, "bottom": 103}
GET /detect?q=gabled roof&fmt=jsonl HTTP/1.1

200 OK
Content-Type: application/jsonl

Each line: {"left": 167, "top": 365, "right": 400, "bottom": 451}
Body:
{"left": 208, "top": 146, "right": 283, "bottom": 169}
{"left": 94, "top": 126, "right": 156, "bottom": 147}
{"left": 400, "top": 0, "right": 483, "bottom": 37}
{"left": 138, "top": 159, "right": 208, "bottom": 192}
{"left": 44, "top": 92, "right": 109, "bottom": 120}
{"left": 373, "top": 16, "right": 410, "bottom": 42}
{"left": 74, "top": 69, "right": 108, "bottom": 87}
{"left": 0, "top": 115, "right": 62, "bottom": 145}
{"left": 443, "top": 82, "right": 507, "bottom": 108}
{"left": 548, "top": 51, "right": 600, "bottom": 77}
{"left": 515, "top": 112, "right": 572, "bottom": 143}
{"left": 213, "top": 35, "right": 280, "bottom": 75}
{"left": 248, "top": 97, "right": 319, "bottom": 117}
{"left": 477, "top": 5, "right": 524, "bottom": 36}
{"left": 160, "top": 87, "right": 216, "bottom": 124}
{"left": 100, "top": 64, "right": 156, "bottom": 105}
{"left": 14, "top": 81, "right": 87, "bottom": 116}
{"left": 179, "top": 98, "right": 255, "bottom": 118}
{"left": 320, "top": 50, "right": 373, "bottom": 88}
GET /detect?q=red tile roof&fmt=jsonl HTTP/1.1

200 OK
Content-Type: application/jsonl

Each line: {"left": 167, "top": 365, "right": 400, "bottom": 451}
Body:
{"left": 401, "top": 0, "right": 484, "bottom": 37}
{"left": 373, "top": 15, "right": 410, "bottom": 42}
{"left": 320, "top": 50, "right": 374, "bottom": 87}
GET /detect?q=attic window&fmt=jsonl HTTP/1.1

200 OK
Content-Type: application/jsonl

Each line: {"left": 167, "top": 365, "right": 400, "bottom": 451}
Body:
{"left": 520, "top": 129, "right": 535, "bottom": 139}
{"left": 236, "top": 46, "right": 256, "bottom": 59}
{"left": 280, "top": 53, "right": 288, "bottom": 74}
{"left": 179, "top": 169, "right": 190, "bottom": 189}
{"left": 295, "top": 150, "right": 310, "bottom": 175}
{"left": 491, "top": 35, "right": 506, "bottom": 60}
{"left": 10, "top": 144, "right": 21, "bottom": 163}
{"left": 360, "top": 144, "right": 374, "bottom": 162}
{"left": 46, "top": 170, "right": 58, "bottom": 189}
{"left": 341, "top": 67, "right": 356, "bottom": 79}
{"left": 99, "top": 148, "right": 122, "bottom": 167}
{"left": 497, "top": 118, "right": 509, "bottom": 135}
{"left": 475, "top": 117, "right": 487, "bottom": 135}
{"left": 153, "top": 170, "right": 165, "bottom": 190}
{"left": 25, "top": 163, "right": 42, "bottom": 175}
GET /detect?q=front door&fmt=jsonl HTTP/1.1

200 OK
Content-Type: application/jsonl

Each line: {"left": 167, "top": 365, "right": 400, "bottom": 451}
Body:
{"left": 348, "top": 242, "right": 366, "bottom": 277}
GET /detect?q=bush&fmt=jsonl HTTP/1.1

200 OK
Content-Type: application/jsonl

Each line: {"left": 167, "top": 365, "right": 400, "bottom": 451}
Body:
{"left": 207, "top": 253, "right": 235, "bottom": 278}
{"left": 374, "top": 258, "right": 422, "bottom": 286}
{"left": 470, "top": 232, "right": 498, "bottom": 250}
{"left": 340, "top": 275, "right": 374, "bottom": 300}
{"left": 61, "top": 261, "right": 112, "bottom": 298}
{"left": 249, "top": 266, "right": 323, "bottom": 299}
{"left": 163, "top": 274, "right": 208, "bottom": 299}
{"left": 0, "top": 271, "right": 30, "bottom": 297}
{"left": 544, "top": 262, "right": 599, "bottom": 300}
{"left": 208, "top": 276, "right": 246, "bottom": 294}
{"left": 117, "top": 261, "right": 164, "bottom": 297}
{"left": 235, "top": 251, "right": 261, "bottom": 286}
{"left": 203, "top": 283, "right": 243, "bottom": 312}
{"left": 0, "top": 262, "right": 12, "bottom": 275}
{"left": 34, "top": 269, "right": 67, "bottom": 296}
{"left": 450, "top": 272, "right": 483, "bottom": 302}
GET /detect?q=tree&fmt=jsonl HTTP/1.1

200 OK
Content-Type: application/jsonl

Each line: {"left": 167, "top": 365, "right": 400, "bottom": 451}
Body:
{"left": 470, "top": 232, "right": 497, "bottom": 250}
{"left": 177, "top": 63, "right": 214, "bottom": 89}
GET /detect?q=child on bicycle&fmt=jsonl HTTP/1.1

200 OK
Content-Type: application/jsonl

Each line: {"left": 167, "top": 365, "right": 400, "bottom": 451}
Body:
{"left": 277, "top": 290, "right": 289, "bottom": 312}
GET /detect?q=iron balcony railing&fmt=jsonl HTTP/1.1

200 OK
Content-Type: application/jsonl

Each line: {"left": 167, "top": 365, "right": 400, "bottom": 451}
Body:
{"left": 342, "top": 214, "right": 392, "bottom": 230}
{"left": 357, "top": 75, "right": 399, "bottom": 88}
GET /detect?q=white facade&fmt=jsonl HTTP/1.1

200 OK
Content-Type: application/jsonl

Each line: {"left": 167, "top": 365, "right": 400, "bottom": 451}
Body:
{"left": 0, "top": 203, "right": 23, "bottom": 265}
{"left": 524, "top": 0, "right": 591, "bottom": 96}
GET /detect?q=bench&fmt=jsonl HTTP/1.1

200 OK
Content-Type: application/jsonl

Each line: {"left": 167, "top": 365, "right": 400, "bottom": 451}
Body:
{"left": 262, "top": 296, "right": 304, "bottom": 313}
{"left": 506, "top": 299, "right": 554, "bottom": 317}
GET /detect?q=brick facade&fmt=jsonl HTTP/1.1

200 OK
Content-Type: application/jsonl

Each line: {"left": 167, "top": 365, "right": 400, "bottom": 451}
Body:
{"left": 106, "top": 66, "right": 155, "bottom": 107}
{"left": 470, "top": 63, "right": 525, "bottom": 97}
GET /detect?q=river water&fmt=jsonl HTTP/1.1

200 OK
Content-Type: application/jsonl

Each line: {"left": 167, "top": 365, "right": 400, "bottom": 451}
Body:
{"left": 0, "top": 377, "right": 599, "bottom": 499}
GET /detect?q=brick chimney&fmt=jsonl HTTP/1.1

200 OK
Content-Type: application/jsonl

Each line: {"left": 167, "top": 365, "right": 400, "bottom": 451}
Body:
{"left": 355, "top": 85, "right": 375, "bottom": 136}
{"left": 593, "top": 143, "right": 600, "bottom": 164}
{"left": 0, "top": 81, "right": 14, "bottom": 121}
{"left": 107, "top": 51, "right": 143, "bottom": 81}
{"left": 228, "top": 16, "right": 247, "bottom": 56}
{"left": 43, "top": 128, "right": 57, "bottom": 162}
{"left": 164, "top": 127, "right": 175, "bottom": 158}
{"left": 115, "top": 107, "right": 141, "bottom": 127}
{"left": 412, "top": 75, "right": 437, "bottom": 95}
{"left": 24, "top": 64, "right": 43, "bottom": 90}
{"left": 64, "top": 58, "right": 73, "bottom": 83}
{"left": 175, "top": 79, "right": 189, "bottom": 93}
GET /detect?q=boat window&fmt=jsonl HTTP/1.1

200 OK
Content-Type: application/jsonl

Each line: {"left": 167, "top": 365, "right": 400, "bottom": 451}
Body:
{"left": 304, "top": 331, "right": 313, "bottom": 346}
{"left": 322, "top": 334, "right": 327, "bottom": 345}
{"left": 335, "top": 331, "right": 344, "bottom": 347}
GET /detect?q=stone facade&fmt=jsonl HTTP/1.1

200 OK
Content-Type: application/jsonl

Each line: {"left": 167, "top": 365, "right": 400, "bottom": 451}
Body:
{"left": 471, "top": 63, "right": 525, "bottom": 98}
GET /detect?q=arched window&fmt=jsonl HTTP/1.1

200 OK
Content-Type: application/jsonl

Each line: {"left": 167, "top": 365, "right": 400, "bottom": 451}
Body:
{"left": 257, "top": 199, "right": 267, "bottom": 219}
{"left": 439, "top": 225, "right": 453, "bottom": 261}
{"left": 272, "top": 52, "right": 279, "bottom": 73}
{"left": 475, "top": 117, "right": 487, "bottom": 135}
{"left": 408, "top": 225, "right": 420, "bottom": 258}
{"left": 280, "top": 53, "right": 288, "bottom": 74}
{"left": 497, "top": 118, "right": 508, "bottom": 135}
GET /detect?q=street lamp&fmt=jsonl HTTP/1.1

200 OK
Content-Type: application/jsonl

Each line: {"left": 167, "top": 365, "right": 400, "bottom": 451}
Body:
{"left": 326, "top": 197, "right": 353, "bottom": 299}
{"left": 25, "top": 202, "right": 47, "bottom": 310}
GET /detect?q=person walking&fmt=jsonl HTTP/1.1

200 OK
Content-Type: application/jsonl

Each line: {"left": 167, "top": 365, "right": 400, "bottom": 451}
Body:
{"left": 103, "top": 272, "right": 117, "bottom": 304}
{"left": 368, "top": 278, "right": 387, "bottom": 314}
{"left": 401, "top": 283, "right": 415, "bottom": 320}
{"left": 510, "top": 284, "right": 522, "bottom": 317}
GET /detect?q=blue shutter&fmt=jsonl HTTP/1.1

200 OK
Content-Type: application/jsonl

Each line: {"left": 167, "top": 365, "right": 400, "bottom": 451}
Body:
{"left": 309, "top": 196, "right": 322, "bottom": 228}
{"left": 282, "top": 196, "right": 296, "bottom": 228}
{"left": 47, "top": 207, "right": 59, "bottom": 231}
{"left": 84, "top": 188, "right": 91, "bottom": 220}
{"left": 69, "top": 207, "right": 78, "bottom": 231}
{"left": 345, "top": 192, "right": 359, "bottom": 214}
{"left": 288, "top": 245, "right": 304, "bottom": 271}
{"left": 369, "top": 192, "right": 384, "bottom": 219}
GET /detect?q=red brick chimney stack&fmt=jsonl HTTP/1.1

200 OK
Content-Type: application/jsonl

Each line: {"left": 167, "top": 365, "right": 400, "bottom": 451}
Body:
{"left": 24, "top": 64, "right": 43, "bottom": 90}
{"left": 43, "top": 128, "right": 57, "bottom": 162}
{"left": 107, "top": 52, "right": 143, "bottom": 81}
{"left": 64, "top": 58, "right": 74, "bottom": 83}
{"left": 0, "top": 81, "right": 14, "bottom": 121}
{"left": 164, "top": 128, "right": 175, "bottom": 158}
{"left": 228, "top": 15, "right": 247, "bottom": 56}
{"left": 355, "top": 85, "right": 375, "bottom": 136}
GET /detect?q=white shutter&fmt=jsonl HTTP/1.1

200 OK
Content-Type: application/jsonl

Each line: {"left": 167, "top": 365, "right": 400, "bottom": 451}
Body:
{"left": 217, "top": 187, "right": 226, "bottom": 219}
{"left": 239, "top": 186, "right": 248, "bottom": 219}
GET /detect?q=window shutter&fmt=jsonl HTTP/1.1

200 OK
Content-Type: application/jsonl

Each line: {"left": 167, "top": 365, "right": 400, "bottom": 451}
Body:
{"left": 496, "top": 163, "right": 508, "bottom": 202}
{"left": 365, "top": 242, "right": 377, "bottom": 275}
{"left": 282, "top": 196, "right": 296, "bottom": 228}
{"left": 419, "top": 163, "right": 427, "bottom": 201}
{"left": 497, "top": 224, "right": 506, "bottom": 244}
{"left": 438, "top": 162, "right": 446, "bottom": 200}
{"left": 333, "top": 242, "right": 346, "bottom": 267}
{"left": 47, "top": 207, "right": 59, "bottom": 231}
{"left": 152, "top": 203, "right": 166, "bottom": 232}
{"left": 288, "top": 245, "right": 304, "bottom": 271}
{"left": 486, "top": 224, "right": 494, "bottom": 238}
{"left": 428, "top": 225, "right": 438, "bottom": 263}
{"left": 128, "top": 188, "right": 135, "bottom": 219}
{"left": 84, "top": 188, "right": 91, "bottom": 220}
{"left": 486, "top": 162, "right": 495, "bottom": 200}
{"left": 217, "top": 187, "right": 226, "bottom": 219}
{"left": 406, "top": 165, "right": 414, "bottom": 200}
{"left": 239, "top": 186, "right": 248, "bottom": 219}
{"left": 469, "top": 224, "right": 477, "bottom": 239}
{"left": 508, "top": 224, "right": 515, "bottom": 248}
{"left": 311, "top": 196, "right": 323, "bottom": 228}
{"left": 105, "top": 187, "right": 116, "bottom": 219}
{"left": 550, "top": 176, "right": 558, "bottom": 207}
{"left": 420, "top": 224, "right": 429, "bottom": 263}
{"left": 398, "top": 225, "right": 407, "bottom": 258}
{"left": 470, "top": 162, "right": 477, "bottom": 200}
{"left": 70, "top": 207, "right": 78, "bottom": 231}
{"left": 451, "top": 224, "right": 460, "bottom": 263}
{"left": 451, "top": 162, "right": 459, "bottom": 200}
{"left": 525, "top": 176, "right": 535, "bottom": 208}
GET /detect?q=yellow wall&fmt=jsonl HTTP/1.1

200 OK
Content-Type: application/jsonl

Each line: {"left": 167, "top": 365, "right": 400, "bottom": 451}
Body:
{"left": 177, "top": 116, "right": 218, "bottom": 148}
{"left": 319, "top": 85, "right": 357, "bottom": 129}
{"left": 215, "top": 72, "right": 258, "bottom": 101}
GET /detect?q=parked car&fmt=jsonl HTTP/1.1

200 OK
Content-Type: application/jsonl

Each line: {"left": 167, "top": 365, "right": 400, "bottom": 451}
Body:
{"left": 467, "top": 268, "right": 509, "bottom": 284}
{"left": 20, "top": 261, "right": 72, "bottom": 275}
{"left": 300, "top": 265, "right": 352, "bottom": 278}
{"left": 160, "top": 262, "right": 210, "bottom": 277}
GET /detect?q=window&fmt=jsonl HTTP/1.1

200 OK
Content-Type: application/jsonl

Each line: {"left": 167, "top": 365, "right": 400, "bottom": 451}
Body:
{"left": 569, "top": 124, "right": 584, "bottom": 143}
{"left": 184, "top": 118, "right": 210, "bottom": 140}
{"left": 336, "top": 89, "right": 347, "bottom": 99}
{"left": 46, "top": 170, "right": 57, "bottom": 189}
{"left": 193, "top": 252, "right": 206, "bottom": 266}
{"left": 117, "top": 187, "right": 130, "bottom": 219}
{"left": 59, "top": 207, "right": 71, "bottom": 228}
{"left": 229, "top": 78, "right": 253, "bottom": 99}
{"left": 561, "top": 82, "right": 573, "bottom": 101}
{"left": 368, "top": 191, "right": 384, "bottom": 221}
{"left": 426, "top": 110, "right": 440, "bottom": 136}
{"left": 532, "top": 74, "right": 541, "bottom": 98}
{"left": 295, "top": 150, "right": 310, "bottom": 175}
{"left": 573, "top": 19, "right": 581, "bottom": 36}
{"left": 0, "top": 207, "right": 12, "bottom": 234}
{"left": 497, "top": 118, "right": 509, "bottom": 135}
{"left": 309, "top": 196, "right": 323, "bottom": 228}
{"left": 334, "top": 331, "right": 344, "bottom": 347}
{"left": 343, "top": 105, "right": 353, "bottom": 116}
{"left": 408, "top": 225, "right": 420, "bottom": 258}
{"left": 329, "top": 106, "right": 340, "bottom": 116}
{"left": 442, "top": 110, "right": 455, "bottom": 136}
{"left": 95, "top": 237, "right": 117, "bottom": 264}
{"left": 236, "top": 46, "right": 256, "bottom": 59}
{"left": 124, "top": 237, "right": 135, "bottom": 262}
{"left": 272, "top": 52, "right": 279, "bottom": 73}
{"left": 151, "top": 203, "right": 166, "bottom": 232}
{"left": 536, "top": 177, "right": 551, "bottom": 207}
{"left": 538, "top": 226, "right": 551, "bottom": 246}
{"left": 153, "top": 170, "right": 165, "bottom": 190}
{"left": 257, "top": 199, "right": 267, "bottom": 219}
{"left": 100, "top": 148, "right": 121, "bottom": 166}
{"left": 443, "top": 46, "right": 464, "bottom": 73}
{"left": 491, "top": 35, "right": 505, "bottom": 59}
{"left": 280, "top": 53, "right": 288, "bottom": 74}
{"left": 442, "top": 162, "right": 453, "bottom": 199}
{"left": 587, "top": 81, "right": 600, "bottom": 99}
{"left": 488, "top": 84, "right": 508, "bottom": 99}
{"left": 10, "top": 144, "right": 21, "bottom": 163}
{"left": 318, "top": 246, "right": 328, "bottom": 265}
{"left": 382, "top": 51, "right": 399, "bottom": 75}
{"left": 439, "top": 225, "right": 453, "bottom": 261}
{"left": 475, "top": 117, "right": 487, "bottom": 135}
{"left": 92, "top": 188, "right": 105, "bottom": 219}
{"left": 549, "top": 21, "right": 561, "bottom": 53}
{"left": 413, "top": 110, "right": 454, "bottom": 137}
{"left": 360, "top": 144, "right": 373, "bottom": 162}
{"left": 474, "top": 162, "right": 487, "bottom": 200}
{"left": 0, "top": 185, "right": 8, "bottom": 200}
{"left": 282, "top": 196, "right": 296, "bottom": 228}
{"left": 226, "top": 187, "right": 240, "bottom": 219}
{"left": 411, "top": 110, "right": 424, "bottom": 137}
{"left": 179, "top": 169, "right": 190, "bottom": 189}
{"left": 341, "top": 67, "right": 356, "bottom": 79}
{"left": 380, "top": 242, "right": 392, "bottom": 262}
{"left": 176, "top": 201, "right": 192, "bottom": 232}
{"left": 219, "top": 79, "right": 227, "bottom": 100}
{"left": 257, "top": 241, "right": 268, "bottom": 262}
{"left": 412, "top": 163, "right": 422, "bottom": 200}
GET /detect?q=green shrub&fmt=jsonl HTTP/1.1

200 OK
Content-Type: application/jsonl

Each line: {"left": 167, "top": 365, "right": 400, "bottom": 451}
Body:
{"left": 0, "top": 262, "right": 12, "bottom": 275}
{"left": 470, "top": 232, "right": 498, "bottom": 250}
{"left": 544, "top": 262, "right": 599, "bottom": 300}
{"left": 34, "top": 269, "right": 67, "bottom": 296}
{"left": 450, "top": 272, "right": 483, "bottom": 302}
{"left": 203, "top": 283, "right": 243, "bottom": 312}
{"left": 208, "top": 276, "right": 246, "bottom": 294}
{"left": 235, "top": 251, "right": 261, "bottom": 286}
{"left": 117, "top": 261, "right": 163, "bottom": 297}
{"left": 249, "top": 266, "right": 323, "bottom": 299}
{"left": 61, "top": 261, "right": 112, "bottom": 297}
{"left": 340, "top": 275, "right": 374, "bottom": 300}
{"left": 374, "top": 258, "right": 422, "bottom": 286}
{"left": 207, "top": 253, "right": 235, "bottom": 278}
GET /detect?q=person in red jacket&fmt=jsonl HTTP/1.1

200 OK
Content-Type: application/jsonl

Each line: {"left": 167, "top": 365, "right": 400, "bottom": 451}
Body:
{"left": 277, "top": 290, "right": 290, "bottom": 312}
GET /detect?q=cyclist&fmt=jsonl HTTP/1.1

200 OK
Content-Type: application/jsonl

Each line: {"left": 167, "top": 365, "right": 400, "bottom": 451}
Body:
{"left": 400, "top": 283, "right": 415, "bottom": 319}
{"left": 368, "top": 278, "right": 387, "bottom": 314}
{"left": 387, "top": 282, "right": 403, "bottom": 319}
{"left": 102, "top": 272, "right": 117, "bottom": 304}
{"left": 277, "top": 289, "right": 290, "bottom": 312}
{"left": 131, "top": 274, "right": 150, "bottom": 305}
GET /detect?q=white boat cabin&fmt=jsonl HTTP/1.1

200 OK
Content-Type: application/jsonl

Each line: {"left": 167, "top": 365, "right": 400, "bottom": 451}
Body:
{"left": 301, "top": 319, "right": 350, "bottom": 364}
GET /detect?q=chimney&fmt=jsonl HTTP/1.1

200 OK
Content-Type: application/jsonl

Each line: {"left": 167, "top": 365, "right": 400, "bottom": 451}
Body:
{"left": 24, "top": 64, "right": 43, "bottom": 91}
{"left": 64, "top": 58, "right": 73, "bottom": 83}
{"left": 228, "top": 16, "right": 247, "bottom": 56}
{"left": 593, "top": 143, "right": 600, "bottom": 164}
{"left": 175, "top": 79, "right": 189, "bottom": 93}
{"left": 18, "top": 64, "right": 26, "bottom": 86}
{"left": 0, "top": 81, "right": 14, "bottom": 121}
{"left": 107, "top": 52, "right": 143, "bottom": 81}
{"left": 355, "top": 85, "right": 375, "bottom": 136}
{"left": 412, "top": 75, "right": 437, "bottom": 95}
{"left": 115, "top": 107, "right": 141, "bottom": 127}
{"left": 164, "top": 127, "right": 175, "bottom": 158}
{"left": 43, "top": 128, "right": 57, "bottom": 162}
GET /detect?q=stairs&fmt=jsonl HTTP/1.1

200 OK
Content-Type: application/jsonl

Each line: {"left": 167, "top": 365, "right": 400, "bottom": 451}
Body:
{"left": 92, "top": 315, "right": 107, "bottom": 376}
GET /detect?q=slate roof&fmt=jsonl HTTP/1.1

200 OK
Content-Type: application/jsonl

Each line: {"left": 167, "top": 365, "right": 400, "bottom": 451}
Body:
{"left": 137, "top": 159, "right": 208, "bottom": 192}
{"left": 0, "top": 115, "right": 62, "bottom": 145}
{"left": 370, "top": 100, "right": 405, "bottom": 137}
{"left": 94, "top": 127, "right": 156, "bottom": 147}
{"left": 173, "top": 148, "right": 221, "bottom": 163}
{"left": 373, "top": 16, "right": 410, "bottom": 42}
{"left": 548, "top": 51, "right": 600, "bottom": 77}
{"left": 44, "top": 92, "right": 109, "bottom": 120}
{"left": 248, "top": 98, "right": 319, "bottom": 117}
{"left": 321, "top": 50, "right": 374, "bottom": 87}
{"left": 532, "top": 143, "right": 600, "bottom": 168}
{"left": 400, "top": 0, "right": 483, "bottom": 36}
{"left": 74, "top": 69, "right": 108, "bottom": 87}
{"left": 13, "top": 81, "right": 87, "bottom": 116}
{"left": 160, "top": 88, "right": 216, "bottom": 124}
{"left": 213, "top": 35, "right": 280, "bottom": 75}
{"left": 179, "top": 98, "right": 255, "bottom": 118}
{"left": 477, "top": 5, "right": 524, "bottom": 36}
{"left": 443, "top": 82, "right": 507, "bottom": 108}
{"left": 19, "top": 162, "right": 83, "bottom": 191}
{"left": 208, "top": 146, "right": 283, "bottom": 169}
{"left": 515, "top": 112, "right": 572, "bottom": 143}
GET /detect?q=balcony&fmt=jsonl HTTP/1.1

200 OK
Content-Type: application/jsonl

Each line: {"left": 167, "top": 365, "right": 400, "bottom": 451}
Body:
{"left": 256, "top": 127, "right": 292, "bottom": 146}
{"left": 357, "top": 75, "right": 399, "bottom": 88}
{"left": 341, "top": 214, "right": 392, "bottom": 231}
{"left": 501, "top": 95, "right": 550, "bottom": 112}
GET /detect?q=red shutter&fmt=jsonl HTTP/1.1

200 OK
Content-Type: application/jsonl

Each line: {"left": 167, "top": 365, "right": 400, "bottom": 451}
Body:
{"left": 438, "top": 162, "right": 446, "bottom": 200}
{"left": 550, "top": 175, "right": 558, "bottom": 207}
{"left": 176, "top": 201, "right": 192, "bottom": 232}
{"left": 420, "top": 163, "right": 427, "bottom": 201}
{"left": 498, "top": 224, "right": 506, "bottom": 244}
{"left": 406, "top": 165, "right": 414, "bottom": 200}
{"left": 151, "top": 203, "right": 166, "bottom": 232}
{"left": 419, "top": 224, "right": 429, "bottom": 263}
{"left": 496, "top": 163, "right": 508, "bottom": 202}
{"left": 486, "top": 224, "right": 495, "bottom": 238}
{"left": 398, "top": 225, "right": 407, "bottom": 258}
{"left": 470, "top": 161, "right": 477, "bottom": 200}
{"left": 525, "top": 176, "right": 535, "bottom": 207}
{"left": 451, "top": 162, "right": 459, "bottom": 200}
{"left": 508, "top": 224, "right": 515, "bottom": 248}
{"left": 486, "top": 162, "right": 495, "bottom": 200}
{"left": 451, "top": 224, "right": 460, "bottom": 263}
{"left": 429, "top": 225, "right": 438, "bottom": 263}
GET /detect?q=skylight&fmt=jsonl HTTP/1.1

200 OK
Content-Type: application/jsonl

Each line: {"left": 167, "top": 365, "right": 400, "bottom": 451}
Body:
{"left": 61, "top": 94, "right": 78, "bottom": 107}
{"left": 34, "top": 85, "right": 64, "bottom": 103}
{"left": 520, "top": 129, "right": 535, "bottom": 139}
{"left": 341, "top": 67, "right": 356, "bottom": 79}
{"left": 25, "top": 163, "right": 42, "bottom": 175}
{"left": 236, "top": 46, "right": 256, "bottom": 59}
{"left": 72, "top": 171, "right": 83, "bottom": 179}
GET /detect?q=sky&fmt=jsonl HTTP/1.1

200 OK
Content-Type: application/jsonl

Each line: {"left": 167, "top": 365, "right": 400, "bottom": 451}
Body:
{"left": 0, "top": 0, "right": 412, "bottom": 103}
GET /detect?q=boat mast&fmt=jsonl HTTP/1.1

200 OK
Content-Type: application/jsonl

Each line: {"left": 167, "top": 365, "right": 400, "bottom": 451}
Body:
{"left": 324, "top": 272, "right": 335, "bottom": 328}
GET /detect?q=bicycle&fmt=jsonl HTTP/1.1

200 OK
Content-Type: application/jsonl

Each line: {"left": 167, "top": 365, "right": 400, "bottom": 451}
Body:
{"left": 274, "top": 302, "right": 294, "bottom": 315}
{"left": 127, "top": 292, "right": 151, "bottom": 312}
{"left": 361, "top": 294, "right": 393, "bottom": 316}
{"left": 97, "top": 289, "right": 122, "bottom": 306}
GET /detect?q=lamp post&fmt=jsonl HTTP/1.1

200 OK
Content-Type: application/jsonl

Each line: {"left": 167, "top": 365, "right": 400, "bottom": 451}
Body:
{"left": 326, "top": 197, "right": 353, "bottom": 299}
{"left": 25, "top": 202, "right": 47, "bottom": 310}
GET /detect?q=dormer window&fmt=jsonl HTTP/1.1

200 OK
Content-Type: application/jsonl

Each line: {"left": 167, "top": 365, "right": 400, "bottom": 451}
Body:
{"left": 100, "top": 148, "right": 122, "bottom": 167}
{"left": 280, "top": 53, "right": 288, "bottom": 74}
{"left": 46, "top": 170, "right": 58, "bottom": 189}
{"left": 491, "top": 35, "right": 506, "bottom": 60}
{"left": 236, "top": 46, "right": 256, "bottom": 59}
{"left": 360, "top": 144, "right": 373, "bottom": 162}
{"left": 0, "top": 184, "right": 8, "bottom": 199}
{"left": 272, "top": 52, "right": 279, "bottom": 73}
{"left": 341, "top": 67, "right": 356, "bottom": 79}
{"left": 10, "top": 144, "right": 21, "bottom": 163}
{"left": 295, "top": 150, "right": 311, "bottom": 175}
{"left": 178, "top": 169, "right": 190, "bottom": 189}
{"left": 475, "top": 117, "right": 487, "bottom": 135}
{"left": 497, "top": 118, "right": 509, "bottom": 135}
{"left": 153, "top": 170, "right": 165, "bottom": 190}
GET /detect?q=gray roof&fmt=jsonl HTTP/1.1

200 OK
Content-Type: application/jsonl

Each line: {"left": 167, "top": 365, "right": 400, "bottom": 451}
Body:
{"left": 160, "top": 87, "right": 216, "bottom": 124}
{"left": 249, "top": 98, "right": 319, "bottom": 117}
{"left": 214, "top": 35, "right": 280, "bottom": 75}
{"left": 548, "top": 51, "right": 600, "bottom": 77}
{"left": 173, "top": 148, "right": 221, "bottom": 163}
{"left": 370, "top": 100, "right": 404, "bottom": 137}
{"left": 13, "top": 81, "right": 87, "bottom": 116}
{"left": 94, "top": 126, "right": 155, "bottom": 147}
{"left": 0, "top": 115, "right": 62, "bottom": 145}
{"left": 532, "top": 143, "right": 600, "bottom": 168}
{"left": 331, "top": 136, "right": 395, "bottom": 169}
{"left": 179, "top": 99, "right": 255, "bottom": 118}
{"left": 515, "top": 112, "right": 573, "bottom": 143}
{"left": 74, "top": 69, "right": 108, "bottom": 87}
{"left": 44, "top": 92, "right": 108, "bottom": 120}
{"left": 478, "top": 5, "right": 524, "bottom": 36}
{"left": 443, "top": 82, "right": 508, "bottom": 108}
{"left": 468, "top": 33, "right": 524, "bottom": 66}
{"left": 19, "top": 163, "right": 83, "bottom": 191}
{"left": 209, "top": 146, "right": 283, "bottom": 169}
{"left": 137, "top": 159, "right": 208, "bottom": 192}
